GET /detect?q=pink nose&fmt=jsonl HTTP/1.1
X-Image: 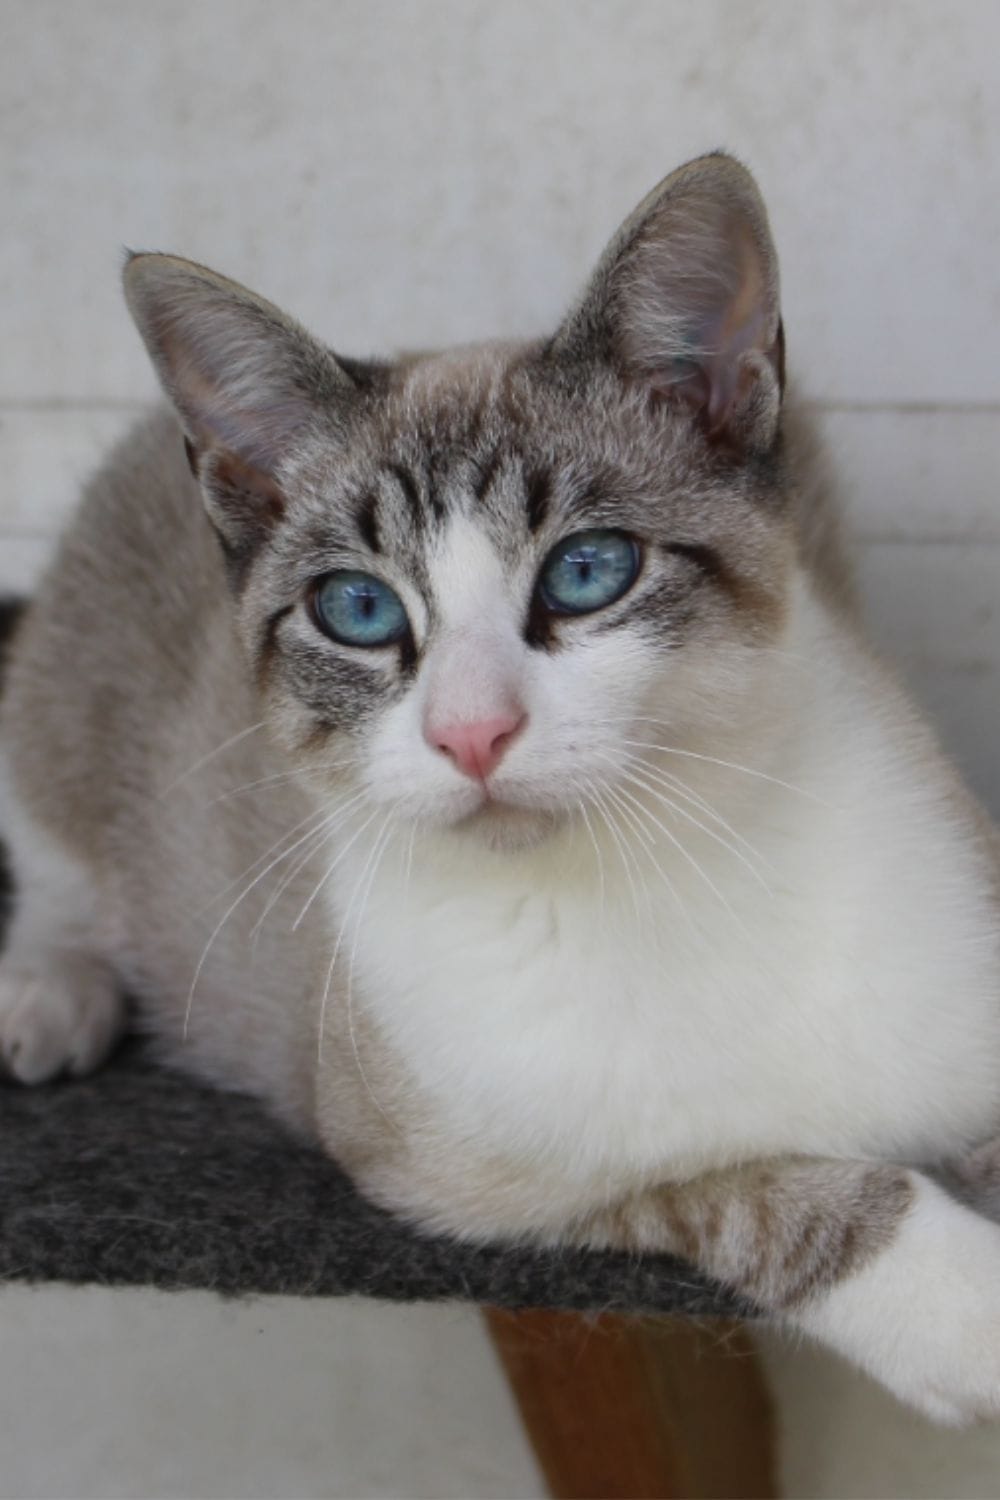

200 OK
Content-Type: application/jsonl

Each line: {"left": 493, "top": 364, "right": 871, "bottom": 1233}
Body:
{"left": 428, "top": 712, "right": 526, "bottom": 781}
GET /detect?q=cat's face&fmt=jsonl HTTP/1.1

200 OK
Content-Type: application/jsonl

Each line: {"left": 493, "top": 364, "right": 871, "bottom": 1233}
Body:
{"left": 124, "top": 152, "right": 793, "bottom": 848}
{"left": 246, "top": 349, "right": 792, "bottom": 849}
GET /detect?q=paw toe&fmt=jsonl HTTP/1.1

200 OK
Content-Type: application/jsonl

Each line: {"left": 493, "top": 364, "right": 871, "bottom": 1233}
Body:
{"left": 0, "top": 964, "right": 122, "bottom": 1085}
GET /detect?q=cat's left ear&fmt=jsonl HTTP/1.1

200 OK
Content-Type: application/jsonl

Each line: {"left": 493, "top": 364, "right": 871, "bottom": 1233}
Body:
{"left": 123, "top": 253, "right": 361, "bottom": 560}
{"left": 550, "top": 153, "right": 784, "bottom": 453}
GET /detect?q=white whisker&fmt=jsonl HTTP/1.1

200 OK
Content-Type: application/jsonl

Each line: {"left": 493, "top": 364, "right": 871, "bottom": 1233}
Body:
{"left": 581, "top": 712, "right": 823, "bottom": 803}
{"left": 160, "top": 720, "right": 267, "bottom": 796}
{"left": 249, "top": 788, "right": 369, "bottom": 949}
{"left": 606, "top": 755, "right": 774, "bottom": 894}
{"left": 316, "top": 817, "right": 398, "bottom": 1129}
{"left": 588, "top": 785, "right": 644, "bottom": 931}
{"left": 600, "top": 781, "right": 694, "bottom": 934}
{"left": 317, "top": 818, "right": 392, "bottom": 1066}
{"left": 291, "top": 806, "right": 381, "bottom": 933}
{"left": 345, "top": 818, "right": 398, "bottom": 1127}
{"left": 207, "top": 758, "right": 358, "bottom": 806}
{"left": 205, "top": 805, "right": 333, "bottom": 910}
{"left": 623, "top": 721, "right": 825, "bottom": 803}
{"left": 622, "top": 752, "right": 772, "bottom": 870}
{"left": 603, "top": 781, "right": 655, "bottom": 848}
{"left": 401, "top": 818, "right": 418, "bottom": 914}
{"left": 184, "top": 808, "right": 339, "bottom": 1039}
{"left": 610, "top": 778, "right": 750, "bottom": 937}
{"left": 575, "top": 796, "right": 606, "bottom": 921}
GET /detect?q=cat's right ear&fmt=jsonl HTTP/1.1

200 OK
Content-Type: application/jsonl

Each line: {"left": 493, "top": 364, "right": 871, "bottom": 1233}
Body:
{"left": 123, "top": 253, "right": 360, "bottom": 562}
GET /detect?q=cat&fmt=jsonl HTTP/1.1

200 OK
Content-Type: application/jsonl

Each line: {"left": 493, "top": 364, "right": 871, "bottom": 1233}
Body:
{"left": 2, "top": 151, "right": 1000, "bottom": 1425}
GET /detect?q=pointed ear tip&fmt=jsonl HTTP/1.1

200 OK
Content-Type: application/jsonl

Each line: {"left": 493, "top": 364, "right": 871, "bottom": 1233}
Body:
{"left": 122, "top": 253, "right": 214, "bottom": 320}
{"left": 667, "top": 150, "right": 766, "bottom": 206}
{"left": 121, "top": 250, "right": 168, "bottom": 299}
{"left": 665, "top": 153, "right": 774, "bottom": 257}
{"left": 121, "top": 254, "right": 144, "bottom": 310}
{"left": 683, "top": 148, "right": 756, "bottom": 177}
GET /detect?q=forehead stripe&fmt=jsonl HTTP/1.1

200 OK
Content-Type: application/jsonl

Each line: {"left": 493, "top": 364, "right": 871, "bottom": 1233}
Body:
{"left": 472, "top": 449, "right": 503, "bottom": 502}
{"left": 525, "top": 468, "right": 552, "bottom": 532}
{"left": 386, "top": 463, "right": 425, "bottom": 529}
{"left": 356, "top": 492, "right": 381, "bottom": 553}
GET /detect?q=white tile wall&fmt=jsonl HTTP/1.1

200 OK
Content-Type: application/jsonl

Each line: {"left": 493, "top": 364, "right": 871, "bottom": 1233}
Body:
{"left": 2, "top": 2, "right": 999, "bottom": 1495}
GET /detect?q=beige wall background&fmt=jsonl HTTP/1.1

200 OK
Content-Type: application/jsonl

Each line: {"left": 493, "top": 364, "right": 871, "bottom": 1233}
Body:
{"left": 2, "top": 2, "right": 1000, "bottom": 1495}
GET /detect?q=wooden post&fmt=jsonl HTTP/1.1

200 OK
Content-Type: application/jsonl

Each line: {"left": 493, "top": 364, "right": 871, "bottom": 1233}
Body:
{"left": 484, "top": 1309, "right": 776, "bottom": 1500}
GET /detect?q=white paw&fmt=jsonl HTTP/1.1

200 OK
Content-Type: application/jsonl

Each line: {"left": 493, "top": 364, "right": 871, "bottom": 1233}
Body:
{"left": 0, "top": 953, "right": 124, "bottom": 1084}
{"left": 790, "top": 1175, "right": 1000, "bottom": 1426}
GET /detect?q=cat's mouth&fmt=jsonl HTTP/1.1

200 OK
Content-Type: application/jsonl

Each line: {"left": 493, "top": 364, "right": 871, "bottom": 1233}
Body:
{"left": 452, "top": 791, "right": 561, "bottom": 851}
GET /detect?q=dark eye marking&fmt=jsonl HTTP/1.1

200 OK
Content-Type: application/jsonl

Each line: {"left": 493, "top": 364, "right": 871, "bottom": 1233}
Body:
{"left": 666, "top": 541, "right": 781, "bottom": 628}
{"left": 356, "top": 492, "right": 381, "bottom": 554}
{"left": 255, "top": 602, "right": 295, "bottom": 688}
{"left": 386, "top": 463, "right": 425, "bottom": 528}
{"left": 662, "top": 541, "right": 770, "bottom": 614}
{"left": 665, "top": 546, "right": 719, "bottom": 579}
{"left": 664, "top": 541, "right": 726, "bottom": 583}
{"left": 525, "top": 468, "right": 552, "bottom": 533}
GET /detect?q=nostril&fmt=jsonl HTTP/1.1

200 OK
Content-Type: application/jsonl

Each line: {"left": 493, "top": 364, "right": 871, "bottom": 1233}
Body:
{"left": 489, "top": 714, "right": 526, "bottom": 759}
{"left": 433, "top": 736, "right": 459, "bottom": 765}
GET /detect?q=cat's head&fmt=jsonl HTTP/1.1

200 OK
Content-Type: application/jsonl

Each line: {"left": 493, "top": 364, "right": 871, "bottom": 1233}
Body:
{"left": 125, "top": 153, "right": 796, "bottom": 850}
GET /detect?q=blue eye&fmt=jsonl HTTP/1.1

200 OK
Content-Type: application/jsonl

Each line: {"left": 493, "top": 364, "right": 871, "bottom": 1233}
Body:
{"left": 313, "top": 571, "right": 410, "bottom": 648}
{"left": 538, "top": 530, "right": 640, "bottom": 615}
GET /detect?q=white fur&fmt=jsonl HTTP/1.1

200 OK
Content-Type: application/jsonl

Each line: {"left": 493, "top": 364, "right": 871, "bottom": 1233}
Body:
{"left": 0, "top": 761, "right": 123, "bottom": 1082}
{"left": 792, "top": 1175, "right": 1000, "bottom": 1425}
{"left": 339, "top": 570, "right": 1000, "bottom": 1210}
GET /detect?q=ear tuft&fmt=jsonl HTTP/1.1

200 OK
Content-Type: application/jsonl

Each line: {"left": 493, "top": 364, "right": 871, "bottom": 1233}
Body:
{"left": 553, "top": 154, "right": 783, "bottom": 452}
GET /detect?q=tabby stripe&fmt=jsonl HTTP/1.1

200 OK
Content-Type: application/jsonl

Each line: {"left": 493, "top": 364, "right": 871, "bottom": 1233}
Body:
{"left": 524, "top": 468, "right": 552, "bottom": 532}
{"left": 386, "top": 463, "right": 425, "bottom": 528}
{"left": 356, "top": 492, "right": 381, "bottom": 553}
{"left": 472, "top": 450, "right": 503, "bottom": 503}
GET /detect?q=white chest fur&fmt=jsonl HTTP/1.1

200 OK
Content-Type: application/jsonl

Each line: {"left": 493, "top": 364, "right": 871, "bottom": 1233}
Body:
{"left": 333, "top": 765, "right": 1000, "bottom": 1192}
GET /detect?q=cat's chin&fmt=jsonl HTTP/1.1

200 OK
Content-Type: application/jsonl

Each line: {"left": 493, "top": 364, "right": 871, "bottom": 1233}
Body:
{"left": 451, "top": 799, "right": 561, "bottom": 853}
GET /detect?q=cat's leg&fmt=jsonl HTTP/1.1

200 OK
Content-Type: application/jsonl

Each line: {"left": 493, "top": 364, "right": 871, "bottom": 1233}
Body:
{"left": 0, "top": 767, "right": 124, "bottom": 1084}
{"left": 575, "top": 1156, "right": 1000, "bottom": 1426}
{"left": 937, "top": 1133, "right": 1000, "bottom": 1220}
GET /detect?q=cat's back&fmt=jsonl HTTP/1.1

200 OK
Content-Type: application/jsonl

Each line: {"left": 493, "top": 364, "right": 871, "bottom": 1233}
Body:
{"left": 2, "top": 408, "right": 238, "bottom": 852}
{"left": 32, "top": 405, "right": 221, "bottom": 663}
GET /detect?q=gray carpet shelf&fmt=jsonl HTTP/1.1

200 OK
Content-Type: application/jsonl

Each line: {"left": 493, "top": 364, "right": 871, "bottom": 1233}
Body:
{"left": 0, "top": 1042, "right": 744, "bottom": 1316}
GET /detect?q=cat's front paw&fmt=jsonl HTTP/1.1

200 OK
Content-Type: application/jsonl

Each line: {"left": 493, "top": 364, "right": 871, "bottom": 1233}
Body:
{"left": 790, "top": 1176, "right": 1000, "bottom": 1425}
{"left": 0, "top": 953, "right": 123, "bottom": 1084}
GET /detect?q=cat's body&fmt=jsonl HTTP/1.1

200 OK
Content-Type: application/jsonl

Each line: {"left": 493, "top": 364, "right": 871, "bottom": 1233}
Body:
{"left": 4, "top": 154, "right": 1000, "bottom": 1422}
